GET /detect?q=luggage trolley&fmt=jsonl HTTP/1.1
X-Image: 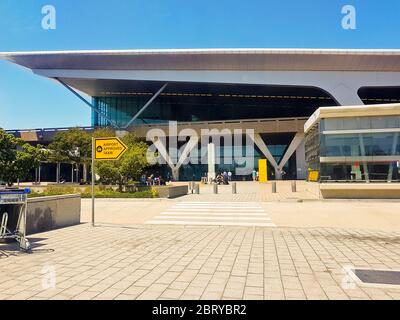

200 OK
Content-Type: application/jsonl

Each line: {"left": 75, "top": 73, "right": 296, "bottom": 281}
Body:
{"left": 0, "top": 188, "right": 31, "bottom": 252}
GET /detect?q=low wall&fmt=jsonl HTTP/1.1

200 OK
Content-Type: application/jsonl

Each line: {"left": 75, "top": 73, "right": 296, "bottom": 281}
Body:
{"left": 153, "top": 185, "right": 188, "bottom": 198}
{"left": 320, "top": 183, "right": 400, "bottom": 199}
{"left": 25, "top": 194, "right": 81, "bottom": 234}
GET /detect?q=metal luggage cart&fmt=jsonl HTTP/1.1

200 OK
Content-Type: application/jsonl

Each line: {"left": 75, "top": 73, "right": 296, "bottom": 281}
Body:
{"left": 0, "top": 188, "right": 31, "bottom": 252}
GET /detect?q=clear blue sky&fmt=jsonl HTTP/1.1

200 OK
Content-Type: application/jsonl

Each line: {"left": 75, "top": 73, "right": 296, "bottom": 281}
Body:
{"left": 1, "top": 0, "right": 399, "bottom": 129}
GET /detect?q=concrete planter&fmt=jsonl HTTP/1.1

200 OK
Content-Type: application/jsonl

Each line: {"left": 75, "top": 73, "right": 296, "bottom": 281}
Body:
{"left": 26, "top": 194, "right": 81, "bottom": 234}
{"left": 153, "top": 185, "right": 188, "bottom": 198}
{"left": 320, "top": 183, "right": 400, "bottom": 199}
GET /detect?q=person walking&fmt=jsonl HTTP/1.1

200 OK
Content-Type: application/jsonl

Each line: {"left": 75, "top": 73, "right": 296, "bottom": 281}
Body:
{"left": 252, "top": 169, "right": 256, "bottom": 181}
{"left": 228, "top": 171, "right": 232, "bottom": 181}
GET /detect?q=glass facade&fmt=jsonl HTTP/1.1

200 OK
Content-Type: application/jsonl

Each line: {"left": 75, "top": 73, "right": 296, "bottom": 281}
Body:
{"left": 358, "top": 86, "right": 400, "bottom": 105}
{"left": 92, "top": 95, "right": 329, "bottom": 127}
{"left": 320, "top": 133, "right": 400, "bottom": 157}
{"left": 91, "top": 83, "right": 337, "bottom": 127}
{"left": 146, "top": 134, "right": 298, "bottom": 181}
{"left": 305, "top": 115, "right": 400, "bottom": 182}
{"left": 321, "top": 116, "right": 400, "bottom": 131}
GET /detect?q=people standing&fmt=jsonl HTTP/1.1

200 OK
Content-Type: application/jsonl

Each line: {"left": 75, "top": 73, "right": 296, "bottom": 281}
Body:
{"left": 223, "top": 172, "right": 229, "bottom": 185}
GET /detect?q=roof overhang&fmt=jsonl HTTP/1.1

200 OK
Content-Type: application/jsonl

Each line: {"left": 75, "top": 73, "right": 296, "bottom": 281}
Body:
{"left": 2, "top": 48, "right": 400, "bottom": 98}
{"left": 2, "top": 48, "right": 400, "bottom": 72}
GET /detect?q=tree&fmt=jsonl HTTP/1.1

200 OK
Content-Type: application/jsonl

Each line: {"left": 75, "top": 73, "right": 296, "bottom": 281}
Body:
{"left": 95, "top": 131, "right": 149, "bottom": 191}
{"left": 48, "top": 128, "right": 91, "bottom": 182}
{"left": 0, "top": 129, "right": 46, "bottom": 186}
{"left": 92, "top": 127, "right": 116, "bottom": 139}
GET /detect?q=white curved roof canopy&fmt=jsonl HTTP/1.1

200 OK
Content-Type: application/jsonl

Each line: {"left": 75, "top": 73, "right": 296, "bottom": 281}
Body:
{"left": 2, "top": 48, "right": 400, "bottom": 71}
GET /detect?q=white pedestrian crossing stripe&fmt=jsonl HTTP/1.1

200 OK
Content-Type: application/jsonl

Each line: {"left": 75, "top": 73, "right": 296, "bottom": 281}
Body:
{"left": 145, "top": 202, "right": 276, "bottom": 227}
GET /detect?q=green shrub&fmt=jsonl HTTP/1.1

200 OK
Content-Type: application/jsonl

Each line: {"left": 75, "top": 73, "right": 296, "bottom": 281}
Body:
{"left": 151, "top": 188, "right": 159, "bottom": 198}
{"left": 81, "top": 190, "right": 156, "bottom": 198}
{"left": 28, "top": 185, "right": 158, "bottom": 199}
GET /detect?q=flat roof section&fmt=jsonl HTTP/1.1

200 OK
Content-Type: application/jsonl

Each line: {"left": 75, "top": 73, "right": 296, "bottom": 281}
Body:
{"left": 2, "top": 48, "right": 400, "bottom": 71}
{"left": 304, "top": 103, "right": 400, "bottom": 133}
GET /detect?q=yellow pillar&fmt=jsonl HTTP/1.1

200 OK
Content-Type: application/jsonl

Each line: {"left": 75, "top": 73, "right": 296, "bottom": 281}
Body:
{"left": 258, "top": 159, "right": 268, "bottom": 183}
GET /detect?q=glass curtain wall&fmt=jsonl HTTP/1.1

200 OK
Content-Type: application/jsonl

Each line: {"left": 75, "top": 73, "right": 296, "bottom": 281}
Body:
{"left": 92, "top": 92, "right": 334, "bottom": 127}
{"left": 306, "top": 116, "right": 400, "bottom": 182}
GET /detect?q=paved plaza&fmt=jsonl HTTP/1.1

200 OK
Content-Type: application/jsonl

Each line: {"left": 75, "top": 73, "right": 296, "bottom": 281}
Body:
{"left": 1, "top": 224, "right": 400, "bottom": 300}
{"left": 176, "top": 180, "right": 321, "bottom": 201}
{"left": 1, "top": 181, "right": 400, "bottom": 300}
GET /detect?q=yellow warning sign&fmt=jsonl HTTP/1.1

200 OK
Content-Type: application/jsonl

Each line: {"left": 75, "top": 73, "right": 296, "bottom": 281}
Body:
{"left": 94, "top": 137, "right": 127, "bottom": 160}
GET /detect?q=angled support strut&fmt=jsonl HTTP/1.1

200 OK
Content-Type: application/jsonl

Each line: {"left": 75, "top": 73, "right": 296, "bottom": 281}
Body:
{"left": 55, "top": 78, "right": 120, "bottom": 128}
{"left": 124, "top": 83, "right": 168, "bottom": 128}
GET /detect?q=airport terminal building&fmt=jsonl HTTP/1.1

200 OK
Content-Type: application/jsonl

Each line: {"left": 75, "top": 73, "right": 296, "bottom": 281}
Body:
{"left": 2, "top": 49, "right": 400, "bottom": 181}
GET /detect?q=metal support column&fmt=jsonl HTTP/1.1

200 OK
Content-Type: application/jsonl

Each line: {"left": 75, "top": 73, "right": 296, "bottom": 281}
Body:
{"left": 358, "top": 133, "right": 370, "bottom": 182}
{"left": 388, "top": 133, "right": 399, "bottom": 182}
{"left": 56, "top": 162, "right": 60, "bottom": 183}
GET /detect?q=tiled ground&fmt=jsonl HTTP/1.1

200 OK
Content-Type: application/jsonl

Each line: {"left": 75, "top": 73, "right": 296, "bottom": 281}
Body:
{"left": 1, "top": 224, "right": 400, "bottom": 300}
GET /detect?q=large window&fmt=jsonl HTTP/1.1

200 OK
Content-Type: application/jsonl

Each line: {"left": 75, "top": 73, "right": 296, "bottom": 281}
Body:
{"left": 320, "top": 133, "right": 400, "bottom": 157}
{"left": 305, "top": 115, "right": 400, "bottom": 182}
{"left": 320, "top": 162, "right": 400, "bottom": 182}
{"left": 321, "top": 116, "right": 400, "bottom": 131}
{"left": 91, "top": 82, "right": 337, "bottom": 127}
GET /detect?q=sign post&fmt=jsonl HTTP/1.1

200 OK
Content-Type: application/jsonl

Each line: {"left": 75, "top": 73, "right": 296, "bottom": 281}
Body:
{"left": 91, "top": 137, "right": 128, "bottom": 227}
{"left": 91, "top": 137, "right": 95, "bottom": 227}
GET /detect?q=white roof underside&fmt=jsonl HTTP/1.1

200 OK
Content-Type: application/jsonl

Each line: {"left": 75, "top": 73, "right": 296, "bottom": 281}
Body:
{"left": 2, "top": 48, "right": 400, "bottom": 71}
